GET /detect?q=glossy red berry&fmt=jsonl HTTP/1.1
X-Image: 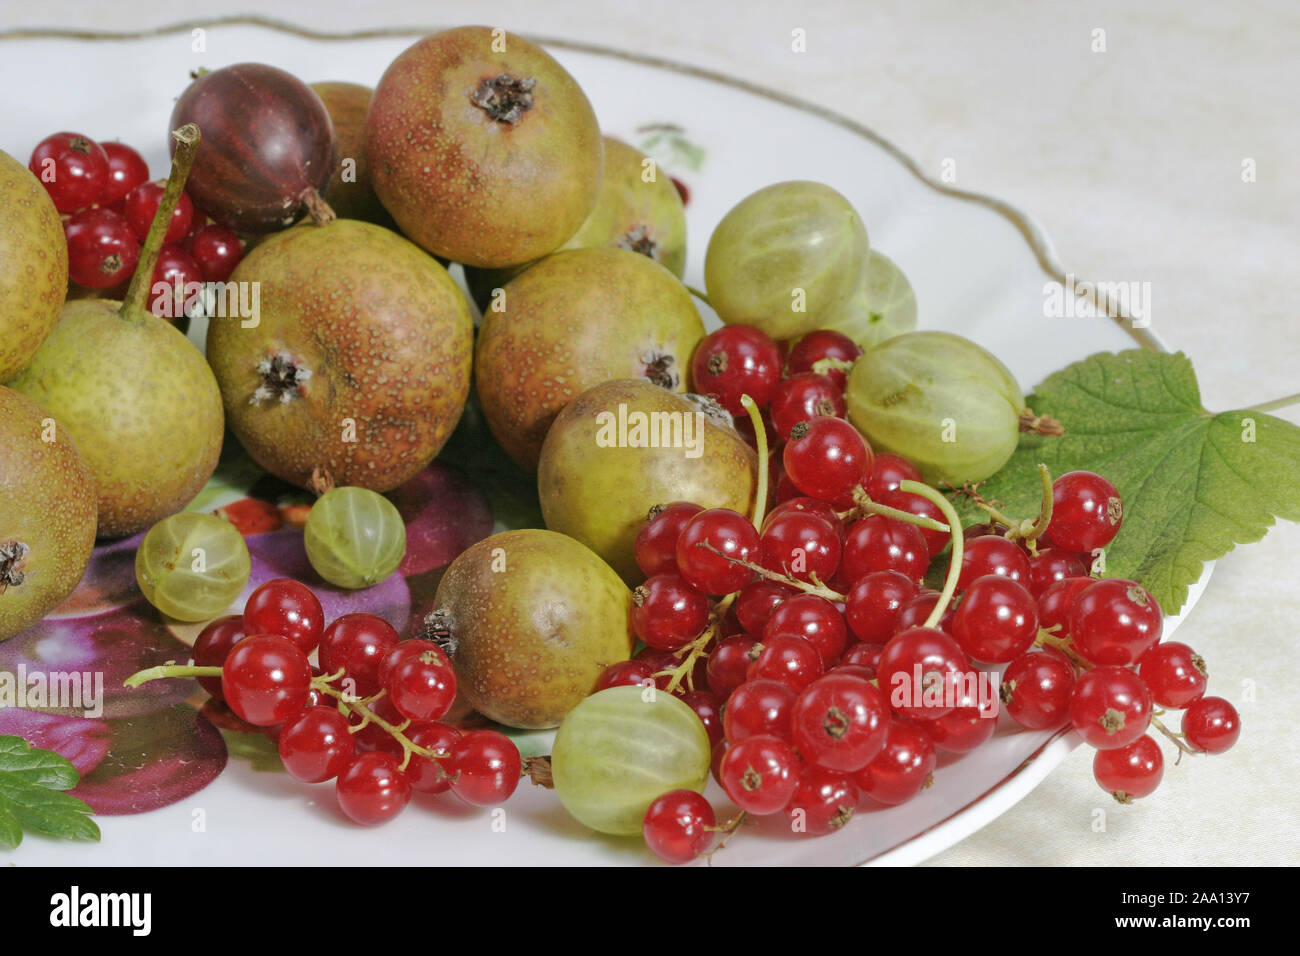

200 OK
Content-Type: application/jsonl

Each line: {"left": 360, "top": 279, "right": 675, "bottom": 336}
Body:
{"left": 747, "top": 633, "right": 824, "bottom": 691}
{"left": 404, "top": 722, "right": 462, "bottom": 793}
{"left": 681, "top": 690, "right": 725, "bottom": 748}
{"left": 278, "top": 706, "right": 356, "bottom": 783}
{"left": 186, "top": 223, "right": 244, "bottom": 282}
{"left": 763, "top": 593, "right": 848, "bottom": 666}
{"left": 1093, "top": 735, "right": 1163, "bottom": 801}
{"left": 719, "top": 734, "right": 800, "bottom": 815}
{"left": 643, "top": 789, "right": 716, "bottom": 864}
{"left": 597, "top": 660, "right": 657, "bottom": 691}
{"left": 1026, "top": 548, "right": 1087, "bottom": 597}
{"left": 336, "top": 751, "right": 411, "bottom": 825}
{"left": 722, "top": 678, "right": 796, "bottom": 742}
{"left": 447, "top": 730, "right": 522, "bottom": 806}
{"left": 895, "top": 589, "right": 955, "bottom": 633}
{"left": 29, "top": 132, "right": 109, "bottom": 213}
{"left": 1000, "top": 650, "right": 1075, "bottom": 729}
{"left": 124, "top": 179, "right": 195, "bottom": 244}
{"left": 675, "top": 508, "right": 760, "bottom": 595}
{"left": 1069, "top": 578, "right": 1162, "bottom": 666}
{"left": 193, "top": 615, "right": 246, "bottom": 700}
{"left": 64, "top": 208, "right": 139, "bottom": 289}
{"left": 844, "top": 570, "right": 917, "bottom": 643}
{"left": 786, "top": 766, "right": 859, "bottom": 835}
{"left": 783, "top": 417, "right": 872, "bottom": 503}
{"left": 881, "top": 489, "right": 948, "bottom": 557}
{"left": 915, "top": 677, "right": 999, "bottom": 754}
{"left": 759, "top": 511, "right": 841, "bottom": 584}
{"left": 635, "top": 502, "right": 704, "bottom": 578}
{"left": 1181, "top": 697, "right": 1240, "bottom": 754}
{"left": 842, "top": 515, "right": 929, "bottom": 584}
{"left": 769, "top": 372, "right": 846, "bottom": 440}
{"left": 242, "top": 579, "right": 324, "bottom": 655}
{"left": 385, "top": 643, "right": 457, "bottom": 722}
{"left": 221, "top": 634, "right": 313, "bottom": 726}
{"left": 863, "top": 453, "right": 924, "bottom": 501}
{"left": 1137, "top": 641, "right": 1208, "bottom": 709}
{"left": 1048, "top": 471, "right": 1123, "bottom": 553}
{"left": 706, "top": 634, "right": 760, "bottom": 699}
{"left": 632, "top": 574, "right": 710, "bottom": 650}
{"left": 876, "top": 626, "right": 972, "bottom": 720}
{"left": 791, "top": 674, "right": 888, "bottom": 772}
{"left": 951, "top": 575, "right": 1039, "bottom": 664}
{"left": 147, "top": 243, "right": 202, "bottom": 318}
{"left": 1069, "top": 665, "right": 1153, "bottom": 750}
{"left": 764, "top": 497, "right": 844, "bottom": 535}
{"left": 689, "top": 324, "right": 783, "bottom": 415}
{"left": 1037, "top": 576, "right": 1094, "bottom": 634}
{"left": 319, "top": 613, "right": 400, "bottom": 699}
{"left": 735, "top": 579, "right": 796, "bottom": 636}
{"left": 99, "top": 141, "right": 150, "bottom": 208}
{"left": 957, "top": 535, "right": 1031, "bottom": 590}
{"left": 785, "top": 329, "right": 861, "bottom": 389}
{"left": 853, "top": 719, "right": 937, "bottom": 806}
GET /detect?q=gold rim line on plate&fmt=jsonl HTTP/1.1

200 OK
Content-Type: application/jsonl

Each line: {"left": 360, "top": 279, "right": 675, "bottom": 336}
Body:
{"left": 0, "top": 14, "right": 1164, "bottom": 354}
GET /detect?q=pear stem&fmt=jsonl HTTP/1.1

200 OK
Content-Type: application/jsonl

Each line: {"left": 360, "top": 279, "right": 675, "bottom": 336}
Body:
{"left": 121, "top": 123, "right": 202, "bottom": 319}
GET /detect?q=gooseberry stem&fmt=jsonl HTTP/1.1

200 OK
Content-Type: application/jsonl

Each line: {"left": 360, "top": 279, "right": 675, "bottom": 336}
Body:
{"left": 122, "top": 123, "right": 201, "bottom": 318}
{"left": 898, "top": 479, "right": 963, "bottom": 628}
{"left": 740, "top": 394, "right": 769, "bottom": 532}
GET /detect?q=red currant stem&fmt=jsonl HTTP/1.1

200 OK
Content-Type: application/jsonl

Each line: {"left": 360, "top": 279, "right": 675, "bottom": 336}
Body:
{"left": 702, "top": 810, "right": 748, "bottom": 863}
{"left": 311, "top": 679, "right": 445, "bottom": 771}
{"left": 1021, "top": 463, "right": 1055, "bottom": 549}
{"left": 122, "top": 662, "right": 221, "bottom": 689}
{"left": 899, "top": 479, "right": 964, "bottom": 628}
{"left": 658, "top": 592, "right": 738, "bottom": 695}
{"left": 696, "top": 541, "right": 846, "bottom": 602}
{"left": 685, "top": 285, "right": 711, "bottom": 307}
{"left": 811, "top": 357, "right": 856, "bottom": 376}
{"left": 846, "top": 485, "right": 950, "bottom": 533}
{"left": 1149, "top": 714, "right": 1199, "bottom": 760}
{"left": 1034, "top": 629, "right": 1092, "bottom": 670}
{"left": 1246, "top": 392, "right": 1300, "bottom": 414}
{"left": 739, "top": 394, "right": 770, "bottom": 532}
{"left": 121, "top": 123, "right": 201, "bottom": 320}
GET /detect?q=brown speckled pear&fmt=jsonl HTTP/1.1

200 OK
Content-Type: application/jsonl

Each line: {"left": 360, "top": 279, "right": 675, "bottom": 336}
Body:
{"left": 431, "top": 529, "right": 634, "bottom": 729}
{"left": 0, "top": 149, "right": 68, "bottom": 381}
{"left": 207, "top": 219, "right": 474, "bottom": 493}
{"left": 475, "top": 247, "right": 705, "bottom": 473}
{"left": 0, "top": 386, "right": 97, "bottom": 641}
{"left": 365, "top": 26, "right": 603, "bottom": 268}
{"left": 310, "top": 81, "right": 395, "bottom": 227}
{"left": 538, "top": 379, "right": 758, "bottom": 584}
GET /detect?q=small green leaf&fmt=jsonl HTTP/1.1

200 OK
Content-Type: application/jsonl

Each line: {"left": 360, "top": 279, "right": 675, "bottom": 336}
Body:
{"left": 0, "top": 735, "right": 100, "bottom": 850}
{"left": 949, "top": 350, "right": 1300, "bottom": 615}
{"left": 217, "top": 728, "right": 285, "bottom": 774}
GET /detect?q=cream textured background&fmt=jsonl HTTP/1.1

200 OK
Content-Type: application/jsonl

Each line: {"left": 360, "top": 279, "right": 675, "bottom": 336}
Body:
{"left": 2, "top": 0, "right": 1296, "bottom": 866}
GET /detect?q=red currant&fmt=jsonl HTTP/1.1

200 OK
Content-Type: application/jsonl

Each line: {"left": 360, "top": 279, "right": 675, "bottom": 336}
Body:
{"left": 221, "top": 634, "right": 313, "bottom": 726}
{"left": 1181, "top": 697, "right": 1240, "bottom": 754}
{"left": 1047, "top": 471, "right": 1123, "bottom": 554}
{"left": 634, "top": 502, "right": 703, "bottom": 578}
{"left": 147, "top": 243, "right": 202, "bottom": 318}
{"left": 242, "top": 579, "right": 324, "bottom": 655}
{"left": 842, "top": 515, "right": 929, "bottom": 584}
{"left": 785, "top": 329, "right": 861, "bottom": 389}
{"left": 597, "top": 660, "right": 656, "bottom": 691}
{"left": 675, "top": 508, "right": 759, "bottom": 595}
{"left": 841, "top": 642, "right": 884, "bottom": 672}
{"left": 1069, "top": 578, "right": 1162, "bottom": 667}
{"left": 643, "top": 789, "right": 716, "bottom": 864}
{"left": 99, "top": 141, "right": 150, "bottom": 208}
{"left": 1000, "top": 650, "right": 1075, "bottom": 729}
{"left": 186, "top": 223, "right": 243, "bottom": 282}
{"left": 1037, "top": 576, "right": 1094, "bottom": 633}
{"left": 759, "top": 511, "right": 841, "bottom": 584}
{"left": 124, "top": 179, "right": 194, "bottom": 244}
{"left": 786, "top": 766, "right": 859, "bottom": 835}
{"left": 689, "top": 324, "right": 783, "bottom": 415}
{"left": 278, "top": 706, "right": 355, "bottom": 783}
{"left": 764, "top": 497, "right": 844, "bottom": 535}
{"left": 735, "top": 579, "right": 796, "bottom": 636}
{"left": 722, "top": 678, "right": 796, "bottom": 742}
{"left": 895, "top": 589, "right": 955, "bottom": 633}
{"left": 1093, "top": 735, "right": 1163, "bottom": 801}
{"left": 768, "top": 372, "right": 846, "bottom": 440}
{"left": 447, "top": 730, "right": 522, "bottom": 806}
{"left": 1069, "top": 665, "right": 1153, "bottom": 749}
{"left": 404, "top": 722, "right": 461, "bottom": 793}
{"left": 319, "top": 613, "right": 400, "bottom": 699}
{"left": 957, "top": 535, "right": 1031, "bottom": 590}
{"left": 336, "top": 751, "right": 411, "bottom": 825}
{"left": 706, "top": 634, "right": 760, "bottom": 698}
{"left": 1026, "top": 548, "right": 1087, "bottom": 597}
{"left": 64, "top": 208, "right": 139, "bottom": 289}
{"left": 863, "top": 453, "right": 924, "bottom": 500}
{"left": 763, "top": 594, "right": 848, "bottom": 666}
{"left": 853, "top": 719, "right": 936, "bottom": 806}
{"left": 29, "top": 132, "right": 109, "bottom": 213}
{"left": 951, "top": 575, "right": 1039, "bottom": 664}
{"left": 747, "top": 633, "right": 824, "bottom": 691}
{"left": 844, "top": 570, "right": 917, "bottom": 643}
{"left": 385, "top": 644, "right": 457, "bottom": 722}
{"left": 881, "top": 489, "right": 948, "bottom": 557}
{"left": 791, "top": 673, "right": 888, "bottom": 772}
{"left": 1137, "top": 641, "right": 1208, "bottom": 709}
{"left": 915, "top": 678, "right": 999, "bottom": 753}
{"left": 876, "top": 626, "right": 972, "bottom": 720}
{"left": 632, "top": 574, "right": 710, "bottom": 650}
{"left": 681, "top": 690, "right": 725, "bottom": 748}
{"left": 193, "top": 615, "right": 246, "bottom": 700}
{"left": 783, "top": 417, "right": 872, "bottom": 503}
{"left": 719, "top": 734, "right": 800, "bottom": 814}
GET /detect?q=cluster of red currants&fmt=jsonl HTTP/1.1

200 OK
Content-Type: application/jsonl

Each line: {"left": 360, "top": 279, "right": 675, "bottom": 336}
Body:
{"left": 192, "top": 577, "right": 522, "bottom": 826}
{"left": 28, "top": 130, "right": 243, "bottom": 307}
{"left": 599, "top": 324, "right": 1240, "bottom": 863}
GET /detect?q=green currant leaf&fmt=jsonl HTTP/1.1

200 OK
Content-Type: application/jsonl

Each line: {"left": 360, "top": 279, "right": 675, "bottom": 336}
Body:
{"left": 949, "top": 350, "right": 1300, "bottom": 615}
{"left": 0, "top": 735, "right": 100, "bottom": 850}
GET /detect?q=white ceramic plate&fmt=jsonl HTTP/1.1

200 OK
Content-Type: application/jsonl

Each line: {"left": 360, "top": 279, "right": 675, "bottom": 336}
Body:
{"left": 0, "top": 17, "right": 1205, "bottom": 867}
